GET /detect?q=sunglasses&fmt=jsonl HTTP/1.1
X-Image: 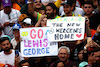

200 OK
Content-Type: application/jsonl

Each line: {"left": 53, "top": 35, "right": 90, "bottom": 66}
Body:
{"left": 34, "top": 1, "right": 41, "bottom": 3}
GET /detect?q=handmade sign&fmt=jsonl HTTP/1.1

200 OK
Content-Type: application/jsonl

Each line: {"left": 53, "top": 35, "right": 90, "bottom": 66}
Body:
{"left": 20, "top": 27, "right": 58, "bottom": 57}
{"left": 47, "top": 17, "right": 85, "bottom": 42}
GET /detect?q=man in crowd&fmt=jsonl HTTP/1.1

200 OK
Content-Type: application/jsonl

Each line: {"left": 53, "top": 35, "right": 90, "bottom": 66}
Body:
{"left": 83, "top": 1, "right": 100, "bottom": 30}
{"left": 50, "top": 46, "right": 72, "bottom": 67}
{"left": 60, "top": 0, "right": 84, "bottom": 16}
{"left": 0, "top": 0, "right": 21, "bottom": 39}
{"left": 0, "top": 35, "right": 24, "bottom": 67}
{"left": 61, "top": 0, "right": 81, "bottom": 17}
{"left": 28, "top": 0, "right": 60, "bottom": 20}
{"left": 20, "top": 0, "right": 44, "bottom": 25}
{"left": 87, "top": 47, "right": 100, "bottom": 67}
{"left": 11, "top": 23, "right": 21, "bottom": 50}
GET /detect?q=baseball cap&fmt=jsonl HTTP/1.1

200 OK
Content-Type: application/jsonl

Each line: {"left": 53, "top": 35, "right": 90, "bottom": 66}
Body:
{"left": 23, "top": 18, "right": 32, "bottom": 25}
{"left": 79, "top": 61, "right": 88, "bottom": 67}
{"left": 61, "top": 0, "right": 72, "bottom": 6}
{"left": 19, "top": 14, "right": 28, "bottom": 22}
{"left": 13, "top": 23, "right": 21, "bottom": 30}
{"left": 0, "top": 35, "right": 11, "bottom": 42}
{"left": 2, "top": 0, "right": 11, "bottom": 7}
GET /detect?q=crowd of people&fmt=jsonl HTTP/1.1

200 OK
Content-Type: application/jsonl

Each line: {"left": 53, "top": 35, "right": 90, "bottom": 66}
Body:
{"left": 0, "top": 0, "right": 100, "bottom": 67}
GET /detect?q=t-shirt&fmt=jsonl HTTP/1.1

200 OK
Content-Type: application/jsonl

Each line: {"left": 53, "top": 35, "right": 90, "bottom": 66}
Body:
{"left": 11, "top": 37, "right": 17, "bottom": 49}
{"left": 59, "top": 6, "right": 84, "bottom": 17}
{"left": 0, "top": 9, "right": 21, "bottom": 39}
{"left": 88, "top": 13, "right": 100, "bottom": 30}
{"left": 0, "top": 50, "right": 24, "bottom": 66}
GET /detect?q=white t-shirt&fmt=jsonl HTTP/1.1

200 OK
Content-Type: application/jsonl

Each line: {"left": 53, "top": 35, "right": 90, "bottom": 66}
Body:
{"left": 0, "top": 9, "right": 21, "bottom": 39}
{"left": 59, "top": 6, "right": 84, "bottom": 16}
{"left": 11, "top": 37, "right": 17, "bottom": 49}
{"left": 0, "top": 50, "right": 24, "bottom": 66}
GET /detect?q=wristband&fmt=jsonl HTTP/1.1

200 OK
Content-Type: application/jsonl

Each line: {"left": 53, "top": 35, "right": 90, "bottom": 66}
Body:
{"left": 27, "top": 1, "right": 32, "bottom": 4}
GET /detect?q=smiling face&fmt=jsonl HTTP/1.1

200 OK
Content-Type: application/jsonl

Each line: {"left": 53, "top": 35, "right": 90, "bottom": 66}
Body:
{"left": 34, "top": 0, "right": 42, "bottom": 9}
{"left": 58, "top": 48, "right": 70, "bottom": 62}
{"left": 63, "top": 5, "right": 72, "bottom": 15}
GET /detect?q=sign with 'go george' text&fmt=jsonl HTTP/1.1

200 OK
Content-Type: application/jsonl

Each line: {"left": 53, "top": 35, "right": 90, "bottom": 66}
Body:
{"left": 47, "top": 17, "right": 85, "bottom": 42}
{"left": 20, "top": 27, "right": 58, "bottom": 57}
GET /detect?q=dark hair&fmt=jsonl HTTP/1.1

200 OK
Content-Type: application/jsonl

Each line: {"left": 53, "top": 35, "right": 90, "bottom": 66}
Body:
{"left": 0, "top": 37, "right": 9, "bottom": 44}
{"left": 46, "top": 3, "right": 58, "bottom": 14}
{"left": 53, "top": 60, "right": 66, "bottom": 67}
{"left": 83, "top": 1, "right": 93, "bottom": 7}
{"left": 19, "top": 60, "right": 29, "bottom": 67}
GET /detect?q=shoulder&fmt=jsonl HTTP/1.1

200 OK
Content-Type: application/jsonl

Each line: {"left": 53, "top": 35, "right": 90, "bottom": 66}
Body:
{"left": 0, "top": 10, "right": 5, "bottom": 15}
{"left": 76, "top": 7, "right": 83, "bottom": 11}
{"left": 0, "top": 51, "right": 4, "bottom": 56}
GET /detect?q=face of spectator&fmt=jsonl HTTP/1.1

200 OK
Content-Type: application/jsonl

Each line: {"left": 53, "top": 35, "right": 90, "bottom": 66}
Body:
{"left": 1, "top": 40, "right": 11, "bottom": 52}
{"left": 58, "top": 48, "right": 70, "bottom": 62}
{"left": 22, "top": 23, "right": 31, "bottom": 28}
{"left": 63, "top": 5, "right": 72, "bottom": 15}
{"left": 46, "top": 6, "right": 55, "bottom": 18}
{"left": 13, "top": 30, "right": 20, "bottom": 37}
{"left": 78, "top": 50, "right": 83, "bottom": 61}
{"left": 83, "top": 4, "right": 93, "bottom": 15}
{"left": 34, "top": 0, "right": 42, "bottom": 9}
{"left": 4, "top": 6, "right": 11, "bottom": 14}
{"left": 57, "top": 62, "right": 65, "bottom": 67}
{"left": 41, "top": 18, "right": 47, "bottom": 27}
{"left": 88, "top": 52, "right": 96, "bottom": 64}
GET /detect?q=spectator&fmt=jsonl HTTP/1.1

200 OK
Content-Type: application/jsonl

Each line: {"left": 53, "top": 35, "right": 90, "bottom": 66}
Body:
{"left": 87, "top": 47, "right": 100, "bottom": 67}
{"left": 61, "top": 0, "right": 81, "bottom": 17}
{"left": 60, "top": 0, "right": 84, "bottom": 16}
{"left": 50, "top": 46, "right": 72, "bottom": 67}
{"left": 28, "top": 0, "right": 60, "bottom": 20}
{"left": 18, "top": 14, "right": 28, "bottom": 26}
{"left": 35, "top": 14, "right": 47, "bottom": 27}
{"left": 0, "top": 0, "right": 21, "bottom": 39}
{"left": 20, "top": 0, "right": 44, "bottom": 25}
{"left": 11, "top": 23, "right": 21, "bottom": 50}
{"left": 0, "top": 35, "right": 24, "bottom": 67}
{"left": 83, "top": 1, "right": 100, "bottom": 30}
{"left": 22, "top": 17, "right": 34, "bottom": 28}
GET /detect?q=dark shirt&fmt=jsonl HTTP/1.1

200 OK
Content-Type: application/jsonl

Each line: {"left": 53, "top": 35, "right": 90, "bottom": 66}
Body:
{"left": 89, "top": 13, "right": 100, "bottom": 30}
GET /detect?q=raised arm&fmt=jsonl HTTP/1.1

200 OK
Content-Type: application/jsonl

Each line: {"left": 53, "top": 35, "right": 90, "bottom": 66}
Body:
{"left": 28, "top": 0, "right": 38, "bottom": 19}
